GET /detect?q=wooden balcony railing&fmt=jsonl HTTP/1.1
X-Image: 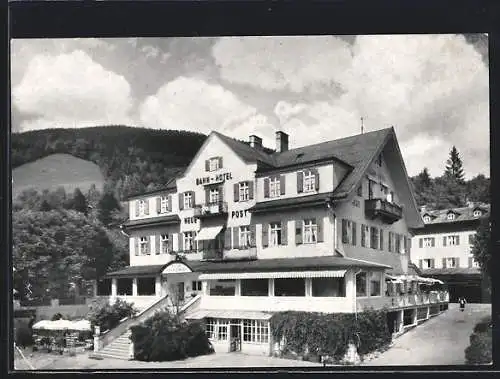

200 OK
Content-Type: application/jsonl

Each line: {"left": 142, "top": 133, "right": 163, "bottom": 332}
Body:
{"left": 365, "top": 198, "right": 403, "bottom": 224}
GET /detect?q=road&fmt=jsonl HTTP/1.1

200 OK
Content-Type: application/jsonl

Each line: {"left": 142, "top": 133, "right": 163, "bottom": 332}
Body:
{"left": 362, "top": 303, "right": 491, "bottom": 366}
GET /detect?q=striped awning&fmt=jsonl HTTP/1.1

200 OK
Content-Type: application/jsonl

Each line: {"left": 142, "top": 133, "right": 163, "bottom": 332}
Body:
{"left": 195, "top": 226, "right": 223, "bottom": 241}
{"left": 198, "top": 270, "right": 346, "bottom": 280}
{"left": 185, "top": 309, "right": 273, "bottom": 321}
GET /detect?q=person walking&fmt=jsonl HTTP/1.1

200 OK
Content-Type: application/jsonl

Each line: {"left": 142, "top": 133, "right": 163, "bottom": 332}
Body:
{"left": 459, "top": 297, "right": 467, "bottom": 312}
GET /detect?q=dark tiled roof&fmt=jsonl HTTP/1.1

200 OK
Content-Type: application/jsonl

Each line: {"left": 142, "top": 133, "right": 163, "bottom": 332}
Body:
{"left": 250, "top": 193, "right": 333, "bottom": 213}
{"left": 180, "top": 256, "right": 391, "bottom": 273}
{"left": 213, "top": 131, "right": 276, "bottom": 167}
{"left": 104, "top": 264, "right": 167, "bottom": 278}
{"left": 123, "top": 214, "right": 181, "bottom": 228}
{"left": 126, "top": 177, "right": 179, "bottom": 200}
{"left": 421, "top": 204, "right": 490, "bottom": 225}
{"left": 421, "top": 267, "right": 482, "bottom": 276}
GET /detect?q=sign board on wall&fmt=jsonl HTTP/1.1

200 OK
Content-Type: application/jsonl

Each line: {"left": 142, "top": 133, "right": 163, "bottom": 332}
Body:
{"left": 162, "top": 263, "right": 192, "bottom": 274}
{"left": 196, "top": 172, "right": 233, "bottom": 186}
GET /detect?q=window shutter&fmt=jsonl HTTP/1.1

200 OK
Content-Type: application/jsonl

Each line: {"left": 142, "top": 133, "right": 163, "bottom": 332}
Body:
{"left": 234, "top": 183, "right": 239, "bottom": 202}
{"left": 264, "top": 178, "right": 270, "bottom": 198}
{"left": 250, "top": 224, "right": 256, "bottom": 246}
{"left": 314, "top": 169, "right": 320, "bottom": 191}
{"left": 388, "top": 232, "right": 392, "bottom": 252}
{"left": 297, "top": 171, "right": 304, "bottom": 193}
{"left": 144, "top": 200, "right": 149, "bottom": 215}
{"left": 146, "top": 237, "right": 151, "bottom": 255}
{"left": 442, "top": 258, "right": 447, "bottom": 268}
{"left": 248, "top": 181, "right": 254, "bottom": 200}
{"left": 468, "top": 257, "right": 473, "bottom": 268}
{"left": 280, "top": 175, "right": 286, "bottom": 195}
{"left": 224, "top": 228, "right": 232, "bottom": 249}
{"left": 341, "top": 219, "right": 347, "bottom": 244}
{"left": 317, "top": 218, "right": 323, "bottom": 242}
{"left": 156, "top": 234, "right": 161, "bottom": 255}
{"left": 281, "top": 221, "right": 288, "bottom": 245}
{"left": 233, "top": 227, "right": 239, "bottom": 248}
{"left": 135, "top": 238, "right": 139, "bottom": 256}
{"left": 443, "top": 237, "right": 447, "bottom": 247}
{"left": 431, "top": 238, "right": 435, "bottom": 247}
{"left": 205, "top": 159, "right": 210, "bottom": 171}
{"left": 361, "top": 224, "right": 366, "bottom": 247}
{"left": 205, "top": 188, "right": 210, "bottom": 204}
{"left": 262, "top": 223, "right": 269, "bottom": 247}
{"left": 191, "top": 191, "right": 196, "bottom": 206}
{"left": 295, "top": 220, "right": 303, "bottom": 245}
{"left": 403, "top": 236, "right": 407, "bottom": 253}
{"left": 218, "top": 157, "right": 223, "bottom": 169}
{"left": 135, "top": 200, "right": 140, "bottom": 217}
{"left": 156, "top": 197, "right": 161, "bottom": 213}
{"left": 419, "top": 238, "right": 423, "bottom": 248}
{"left": 168, "top": 234, "right": 173, "bottom": 253}
{"left": 456, "top": 257, "right": 460, "bottom": 267}
{"left": 380, "top": 229, "right": 384, "bottom": 250}
{"left": 431, "top": 259, "right": 435, "bottom": 268}
{"left": 177, "top": 233, "right": 182, "bottom": 252}
{"left": 456, "top": 236, "right": 460, "bottom": 245}
{"left": 179, "top": 193, "right": 184, "bottom": 210}
{"left": 419, "top": 259, "right": 423, "bottom": 269}
{"left": 167, "top": 195, "right": 172, "bottom": 212}
{"left": 408, "top": 238, "right": 412, "bottom": 249}
{"left": 352, "top": 222, "right": 357, "bottom": 245}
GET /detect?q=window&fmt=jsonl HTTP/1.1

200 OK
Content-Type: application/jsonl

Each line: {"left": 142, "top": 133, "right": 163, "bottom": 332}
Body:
{"left": 421, "top": 259, "right": 433, "bottom": 269}
{"left": 469, "top": 234, "right": 475, "bottom": 245}
{"left": 137, "top": 277, "right": 156, "bottom": 296}
{"left": 96, "top": 279, "right": 112, "bottom": 296}
{"left": 206, "top": 318, "right": 216, "bottom": 339}
{"left": 191, "top": 281, "right": 202, "bottom": 291}
{"left": 423, "top": 216, "right": 431, "bottom": 223}
{"left": 239, "top": 226, "right": 252, "bottom": 248}
{"left": 239, "top": 182, "right": 249, "bottom": 201}
{"left": 209, "top": 157, "right": 220, "bottom": 171}
{"left": 446, "top": 257, "right": 458, "bottom": 268}
{"left": 183, "top": 192, "right": 193, "bottom": 209}
{"left": 160, "top": 196, "right": 168, "bottom": 213}
{"left": 370, "top": 227, "right": 378, "bottom": 249}
{"left": 446, "top": 235, "right": 460, "bottom": 246}
{"left": 117, "top": 278, "right": 132, "bottom": 296}
{"left": 423, "top": 237, "right": 435, "bottom": 247}
{"left": 368, "top": 179, "right": 375, "bottom": 200}
{"left": 357, "top": 185, "right": 363, "bottom": 197}
{"left": 217, "top": 320, "right": 228, "bottom": 341}
{"left": 209, "top": 279, "right": 236, "bottom": 296}
{"left": 361, "top": 225, "right": 369, "bottom": 247}
{"left": 473, "top": 210, "right": 482, "bottom": 217}
{"left": 369, "top": 272, "right": 382, "bottom": 296}
{"left": 183, "top": 231, "right": 195, "bottom": 251}
{"left": 274, "top": 278, "right": 305, "bottom": 296}
{"left": 269, "top": 222, "right": 282, "bottom": 246}
{"left": 140, "top": 236, "right": 149, "bottom": 255}
{"left": 395, "top": 234, "right": 401, "bottom": 254}
{"left": 209, "top": 188, "right": 219, "bottom": 204}
{"left": 381, "top": 184, "right": 388, "bottom": 198}
{"left": 356, "top": 272, "right": 367, "bottom": 297}
{"left": 312, "top": 278, "right": 345, "bottom": 297}
{"left": 303, "top": 170, "right": 316, "bottom": 192}
{"left": 447, "top": 213, "right": 455, "bottom": 221}
{"left": 241, "top": 279, "right": 269, "bottom": 296}
{"left": 269, "top": 177, "right": 281, "bottom": 198}
{"left": 387, "top": 191, "right": 394, "bottom": 203}
{"left": 160, "top": 234, "right": 169, "bottom": 254}
{"left": 243, "top": 320, "right": 269, "bottom": 343}
{"left": 303, "top": 219, "right": 318, "bottom": 244}
{"left": 388, "top": 232, "right": 393, "bottom": 252}
{"left": 138, "top": 200, "right": 146, "bottom": 215}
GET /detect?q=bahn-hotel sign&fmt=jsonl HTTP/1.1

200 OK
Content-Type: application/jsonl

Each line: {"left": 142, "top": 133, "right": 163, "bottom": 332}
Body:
{"left": 195, "top": 172, "right": 233, "bottom": 186}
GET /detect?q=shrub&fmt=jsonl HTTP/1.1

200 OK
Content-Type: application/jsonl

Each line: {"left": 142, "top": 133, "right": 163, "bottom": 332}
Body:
{"left": 15, "top": 325, "right": 33, "bottom": 348}
{"left": 465, "top": 316, "right": 492, "bottom": 364}
{"left": 270, "top": 310, "right": 391, "bottom": 362}
{"left": 130, "top": 309, "right": 213, "bottom": 362}
{"left": 86, "top": 298, "right": 137, "bottom": 332}
{"left": 473, "top": 316, "right": 492, "bottom": 334}
{"left": 51, "top": 313, "right": 63, "bottom": 321}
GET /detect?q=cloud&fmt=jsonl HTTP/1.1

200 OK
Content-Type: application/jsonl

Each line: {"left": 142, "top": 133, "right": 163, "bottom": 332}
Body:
{"left": 13, "top": 50, "right": 133, "bottom": 131}
{"left": 139, "top": 76, "right": 271, "bottom": 136}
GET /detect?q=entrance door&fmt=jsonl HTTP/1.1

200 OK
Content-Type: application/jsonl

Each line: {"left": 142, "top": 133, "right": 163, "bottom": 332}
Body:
{"left": 177, "top": 282, "right": 185, "bottom": 303}
{"left": 230, "top": 323, "right": 241, "bottom": 352}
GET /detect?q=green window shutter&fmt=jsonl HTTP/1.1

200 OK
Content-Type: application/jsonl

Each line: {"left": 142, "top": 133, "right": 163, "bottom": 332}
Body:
{"left": 156, "top": 235, "right": 161, "bottom": 255}
{"left": 456, "top": 257, "right": 460, "bottom": 267}
{"left": 296, "top": 220, "right": 303, "bottom": 245}
{"left": 144, "top": 200, "right": 149, "bottom": 215}
{"left": 218, "top": 157, "right": 223, "bottom": 169}
{"left": 233, "top": 227, "right": 239, "bottom": 248}
{"left": 205, "top": 159, "right": 210, "bottom": 171}
{"left": 135, "top": 237, "right": 139, "bottom": 256}
{"left": 262, "top": 223, "right": 269, "bottom": 247}
{"left": 431, "top": 259, "right": 435, "bottom": 268}
{"left": 379, "top": 229, "right": 384, "bottom": 250}
{"left": 361, "top": 225, "right": 366, "bottom": 247}
{"left": 224, "top": 228, "right": 232, "bottom": 249}
{"left": 234, "top": 183, "right": 239, "bottom": 202}
{"left": 281, "top": 221, "right": 288, "bottom": 245}
{"left": 280, "top": 175, "right": 286, "bottom": 195}
{"left": 135, "top": 201, "right": 140, "bottom": 217}
{"left": 317, "top": 218, "right": 323, "bottom": 242}
{"left": 264, "top": 178, "right": 270, "bottom": 198}
{"left": 168, "top": 234, "right": 173, "bottom": 253}
{"left": 352, "top": 222, "right": 357, "bottom": 245}
{"left": 250, "top": 224, "right": 256, "bottom": 246}
{"left": 297, "top": 171, "right": 304, "bottom": 193}
{"left": 443, "top": 236, "right": 447, "bottom": 247}
{"left": 156, "top": 197, "right": 161, "bottom": 213}
{"left": 419, "top": 259, "right": 423, "bottom": 269}
{"left": 205, "top": 188, "right": 210, "bottom": 204}
{"left": 248, "top": 181, "right": 254, "bottom": 200}
{"left": 468, "top": 257, "right": 473, "bottom": 268}
{"left": 431, "top": 238, "right": 435, "bottom": 247}
{"left": 419, "top": 238, "right": 423, "bottom": 248}
{"left": 167, "top": 195, "right": 172, "bottom": 212}
{"left": 179, "top": 193, "right": 184, "bottom": 210}
{"left": 456, "top": 236, "right": 460, "bottom": 245}
{"left": 191, "top": 191, "right": 196, "bottom": 206}
{"left": 442, "top": 258, "right": 447, "bottom": 268}
{"left": 146, "top": 237, "right": 151, "bottom": 255}
{"left": 341, "top": 219, "right": 347, "bottom": 244}
{"left": 314, "top": 169, "right": 320, "bottom": 191}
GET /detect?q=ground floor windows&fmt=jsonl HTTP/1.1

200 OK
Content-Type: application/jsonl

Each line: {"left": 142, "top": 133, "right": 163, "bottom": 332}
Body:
{"left": 206, "top": 318, "right": 217, "bottom": 339}
{"left": 137, "top": 277, "right": 156, "bottom": 296}
{"left": 241, "top": 279, "right": 269, "bottom": 296}
{"left": 369, "top": 272, "right": 382, "bottom": 296}
{"left": 117, "top": 278, "right": 133, "bottom": 296}
{"left": 209, "top": 279, "right": 236, "bottom": 296}
{"left": 274, "top": 278, "right": 305, "bottom": 296}
{"left": 311, "top": 277, "right": 345, "bottom": 297}
{"left": 243, "top": 319, "right": 269, "bottom": 343}
{"left": 192, "top": 281, "right": 203, "bottom": 291}
{"left": 217, "top": 321, "right": 229, "bottom": 340}
{"left": 356, "top": 272, "right": 367, "bottom": 297}
{"left": 97, "top": 279, "right": 112, "bottom": 296}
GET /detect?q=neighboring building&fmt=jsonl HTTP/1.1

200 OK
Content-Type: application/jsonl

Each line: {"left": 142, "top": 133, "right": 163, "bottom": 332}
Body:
{"left": 411, "top": 203, "right": 490, "bottom": 303}
{"left": 95, "top": 127, "right": 449, "bottom": 357}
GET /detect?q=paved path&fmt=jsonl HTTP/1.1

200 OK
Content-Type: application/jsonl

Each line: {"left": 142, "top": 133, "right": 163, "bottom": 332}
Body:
{"left": 362, "top": 303, "right": 491, "bottom": 366}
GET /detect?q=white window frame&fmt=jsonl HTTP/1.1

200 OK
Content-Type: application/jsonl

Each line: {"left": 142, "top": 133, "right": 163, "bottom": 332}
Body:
{"left": 303, "top": 170, "right": 316, "bottom": 193}
{"left": 209, "top": 158, "right": 219, "bottom": 172}
{"left": 138, "top": 200, "right": 146, "bottom": 216}
{"left": 239, "top": 182, "right": 249, "bottom": 202}
{"left": 140, "top": 236, "right": 149, "bottom": 255}
{"left": 423, "top": 237, "right": 434, "bottom": 247}
{"left": 447, "top": 213, "right": 455, "bottom": 221}
{"left": 470, "top": 257, "right": 480, "bottom": 268}
{"left": 217, "top": 320, "right": 229, "bottom": 341}
{"left": 446, "top": 257, "right": 458, "bottom": 268}
{"left": 160, "top": 234, "right": 169, "bottom": 254}
{"left": 423, "top": 216, "right": 431, "bottom": 223}
{"left": 239, "top": 226, "right": 252, "bottom": 248}
{"left": 269, "top": 222, "right": 282, "bottom": 246}
{"left": 184, "top": 231, "right": 195, "bottom": 251}
{"left": 447, "top": 235, "right": 459, "bottom": 246}
{"left": 206, "top": 319, "right": 216, "bottom": 339}
{"left": 269, "top": 177, "right": 281, "bottom": 198}
{"left": 209, "top": 188, "right": 219, "bottom": 204}
{"left": 243, "top": 319, "right": 269, "bottom": 343}
{"left": 422, "top": 259, "right": 433, "bottom": 269}
{"left": 303, "top": 219, "right": 318, "bottom": 244}
{"left": 183, "top": 192, "right": 192, "bottom": 209}
{"left": 160, "top": 196, "right": 168, "bottom": 213}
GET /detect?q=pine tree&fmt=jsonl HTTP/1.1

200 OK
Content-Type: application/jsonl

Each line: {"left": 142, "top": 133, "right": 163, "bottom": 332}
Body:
{"left": 97, "top": 192, "right": 121, "bottom": 227}
{"left": 417, "top": 168, "right": 432, "bottom": 188}
{"left": 72, "top": 188, "right": 88, "bottom": 215}
{"left": 471, "top": 216, "right": 491, "bottom": 277}
{"left": 444, "top": 146, "right": 465, "bottom": 182}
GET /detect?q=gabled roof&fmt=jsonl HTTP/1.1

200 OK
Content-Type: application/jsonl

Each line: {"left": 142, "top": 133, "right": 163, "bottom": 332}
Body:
{"left": 126, "top": 176, "right": 179, "bottom": 200}
{"left": 420, "top": 203, "right": 490, "bottom": 225}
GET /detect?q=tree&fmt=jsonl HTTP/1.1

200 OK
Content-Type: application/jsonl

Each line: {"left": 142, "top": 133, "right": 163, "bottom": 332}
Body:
{"left": 417, "top": 168, "right": 432, "bottom": 188}
{"left": 444, "top": 146, "right": 465, "bottom": 183}
{"left": 471, "top": 216, "right": 491, "bottom": 277}
{"left": 466, "top": 174, "right": 490, "bottom": 204}
{"left": 72, "top": 188, "right": 88, "bottom": 215}
{"left": 97, "top": 191, "right": 121, "bottom": 227}
{"left": 39, "top": 200, "right": 52, "bottom": 211}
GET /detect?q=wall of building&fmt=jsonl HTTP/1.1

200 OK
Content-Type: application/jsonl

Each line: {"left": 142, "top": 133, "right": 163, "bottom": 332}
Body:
{"left": 129, "top": 224, "right": 180, "bottom": 266}
{"left": 129, "top": 191, "right": 178, "bottom": 221}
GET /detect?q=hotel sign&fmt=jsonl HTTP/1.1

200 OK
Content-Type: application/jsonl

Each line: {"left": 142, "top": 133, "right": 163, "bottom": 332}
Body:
{"left": 196, "top": 172, "right": 233, "bottom": 186}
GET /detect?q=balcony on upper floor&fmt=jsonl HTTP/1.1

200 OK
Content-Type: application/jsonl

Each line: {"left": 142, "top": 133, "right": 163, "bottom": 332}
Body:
{"left": 365, "top": 198, "right": 403, "bottom": 224}
{"left": 193, "top": 201, "right": 228, "bottom": 219}
{"left": 202, "top": 245, "right": 257, "bottom": 261}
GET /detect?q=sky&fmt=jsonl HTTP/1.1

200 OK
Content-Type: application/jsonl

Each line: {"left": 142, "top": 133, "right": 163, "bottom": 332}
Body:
{"left": 11, "top": 34, "right": 489, "bottom": 179}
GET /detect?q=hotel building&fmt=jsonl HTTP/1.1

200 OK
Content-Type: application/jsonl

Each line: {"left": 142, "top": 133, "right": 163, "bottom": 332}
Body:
{"left": 93, "top": 127, "right": 449, "bottom": 359}
{"left": 411, "top": 203, "right": 490, "bottom": 303}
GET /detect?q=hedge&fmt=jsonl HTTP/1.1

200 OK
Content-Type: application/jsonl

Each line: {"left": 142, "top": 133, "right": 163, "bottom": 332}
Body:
{"left": 86, "top": 298, "right": 137, "bottom": 332}
{"left": 130, "top": 309, "right": 213, "bottom": 362}
{"left": 270, "top": 309, "right": 391, "bottom": 361}
{"left": 465, "top": 316, "right": 492, "bottom": 365}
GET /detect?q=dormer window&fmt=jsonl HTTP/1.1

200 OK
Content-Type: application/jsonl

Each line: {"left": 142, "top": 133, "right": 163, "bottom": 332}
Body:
{"left": 447, "top": 213, "right": 455, "bottom": 221}
{"left": 473, "top": 210, "right": 482, "bottom": 217}
{"left": 423, "top": 215, "right": 431, "bottom": 223}
{"left": 269, "top": 176, "right": 281, "bottom": 198}
{"left": 303, "top": 170, "right": 316, "bottom": 193}
{"left": 160, "top": 196, "right": 168, "bottom": 213}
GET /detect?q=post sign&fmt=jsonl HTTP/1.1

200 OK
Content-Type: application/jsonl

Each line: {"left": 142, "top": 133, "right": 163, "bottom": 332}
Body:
{"left": 196, "top": 172, "right": 232, "bottom": 186}
{"left": 231, "top": 209, "right": 250, "bottom": 219}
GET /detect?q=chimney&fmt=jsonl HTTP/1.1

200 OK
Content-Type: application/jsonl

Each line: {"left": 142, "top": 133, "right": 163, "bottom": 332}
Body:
{"left": 275, "top": 131, "right": 289, "bottom": 153}
{"left": 249, "top": 135, "right": 262, "bottom": 149}
{"left": 420, "top": 205, "right": 427, "bottom": 213}
{"left": 467, "top": 200, "right": 475, "bottom": 208}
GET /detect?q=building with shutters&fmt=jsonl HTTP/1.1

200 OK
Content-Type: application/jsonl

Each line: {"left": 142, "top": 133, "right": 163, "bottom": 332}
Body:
{"left": 411, "top": 203, "right": 490, "bottom": 303}
{"left": 94, "top": 127, "right": 449, "bottom": 356}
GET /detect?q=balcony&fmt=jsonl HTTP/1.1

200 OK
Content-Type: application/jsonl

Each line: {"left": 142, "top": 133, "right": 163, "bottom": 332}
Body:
{"left": 202, "top": 246, "right": 257, "bottom": 261}
{"left": 357, "top": 290, "right": 449, "bottom": 311}
{"left": 365, "top": 198, "right": 403, "bottom": 224}
{"left": 194, "top": 202, "right": 228, "bottom": 219}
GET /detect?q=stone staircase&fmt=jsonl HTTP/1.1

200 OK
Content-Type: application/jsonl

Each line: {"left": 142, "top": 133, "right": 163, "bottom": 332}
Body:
{"left": 91, "top": 330, "right": 133, "bottom": 360}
